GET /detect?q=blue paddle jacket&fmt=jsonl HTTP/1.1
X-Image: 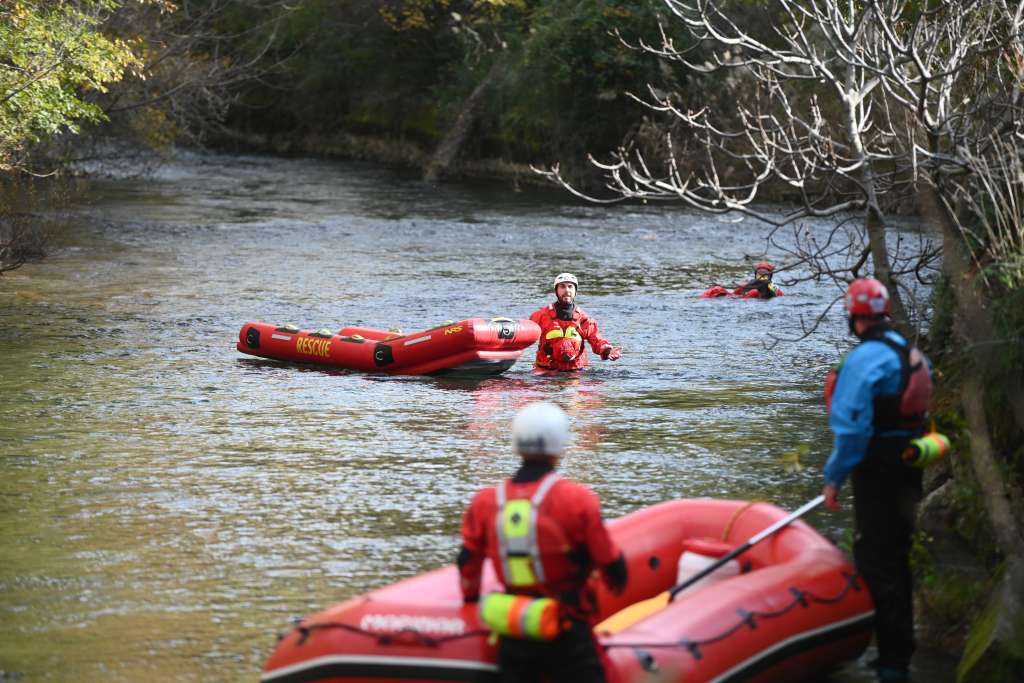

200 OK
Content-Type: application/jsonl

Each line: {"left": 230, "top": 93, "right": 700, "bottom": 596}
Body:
{"left": 823, "top": 328, "right": 921, "bottom": 488}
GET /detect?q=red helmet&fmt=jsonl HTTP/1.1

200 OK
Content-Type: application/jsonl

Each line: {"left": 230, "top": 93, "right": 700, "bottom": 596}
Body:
{"left": 845, "top": 277, "right": 891, "bottom": 316}
{"left": 754, "top": 261, "right": 774, "bottom": 274}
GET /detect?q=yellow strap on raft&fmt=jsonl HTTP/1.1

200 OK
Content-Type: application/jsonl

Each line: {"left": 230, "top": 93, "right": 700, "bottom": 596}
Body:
{"left": 594, "top": 591, "right": 670, "bottom": 636}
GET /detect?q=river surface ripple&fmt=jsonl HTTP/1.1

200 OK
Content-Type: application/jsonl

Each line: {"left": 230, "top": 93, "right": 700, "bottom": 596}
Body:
{"left": 0, "top": 152, "right": 952, "bottom": 682}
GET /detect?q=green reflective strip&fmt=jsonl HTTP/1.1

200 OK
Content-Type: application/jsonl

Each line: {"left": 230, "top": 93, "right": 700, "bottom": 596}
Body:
{"left": 545, "top": 329, "right": 564, "bottom": 340}
{"left": 507, "top": 557, "right": 536, "bottom": 586}
{"left": 480, "top": 593, "right": 515, "bottom": 634}
{"left": 521, "top": 598, "right": 550, "bottom": 638}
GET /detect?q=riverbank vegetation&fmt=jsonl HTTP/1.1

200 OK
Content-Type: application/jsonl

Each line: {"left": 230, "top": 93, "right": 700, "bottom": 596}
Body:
{"left": 541, "top": 2, "right": 1023, "bottom": 678}
{"left": 3, "top": 1, "right": 1023, "bottom": 678}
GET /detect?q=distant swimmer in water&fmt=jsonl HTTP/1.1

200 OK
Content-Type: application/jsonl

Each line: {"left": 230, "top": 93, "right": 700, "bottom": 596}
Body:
{"left": 530, "top": 273, "right": 621, "bottom": 372}
{"left": 701, "top": 261, "right": 785, "bottom": 299}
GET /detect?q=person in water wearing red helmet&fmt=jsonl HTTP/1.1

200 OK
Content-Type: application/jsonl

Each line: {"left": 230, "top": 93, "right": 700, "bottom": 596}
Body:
{"left": 701, "top": 261, "right": 784, "bottom": 299}
{"left": 529, "top": 273, "right": 622, "bottom": 371}
{"left": 821, "top": 277, "right": 934, "bottom": 683}
{"left": 457, "top": 402, "right": 628, "bottom": 683}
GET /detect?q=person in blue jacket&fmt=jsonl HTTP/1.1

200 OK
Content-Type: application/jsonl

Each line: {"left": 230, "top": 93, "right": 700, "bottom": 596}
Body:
{"left": 821, "top": 277, "right": 934, "bottom": 683}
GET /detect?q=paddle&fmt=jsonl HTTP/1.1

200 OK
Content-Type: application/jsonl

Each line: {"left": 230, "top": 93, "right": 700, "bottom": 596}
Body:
{"left": 668, "top": 495, "right": 826, "bottom": 600}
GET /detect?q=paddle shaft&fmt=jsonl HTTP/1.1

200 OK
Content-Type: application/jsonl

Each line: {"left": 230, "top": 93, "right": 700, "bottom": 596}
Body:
{"left": 668, "top": 495, "right": 826, "bottom": 600}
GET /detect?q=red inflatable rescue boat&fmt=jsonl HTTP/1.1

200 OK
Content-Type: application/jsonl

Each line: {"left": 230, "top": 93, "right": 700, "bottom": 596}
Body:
{"left": 237, "top": 318, "right": 541, "bottom": 376}
{"left": 261, "top": 499, "right": 873, "bottom": 683}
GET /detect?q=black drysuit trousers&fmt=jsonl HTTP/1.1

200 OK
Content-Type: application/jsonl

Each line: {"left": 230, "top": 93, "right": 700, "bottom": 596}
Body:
{"left": 851, "top": 439, "right": 923, "bottom": 671}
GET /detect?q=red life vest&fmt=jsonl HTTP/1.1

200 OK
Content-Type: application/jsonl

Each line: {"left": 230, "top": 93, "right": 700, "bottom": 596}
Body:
{"left": 530, "top": 304, "right": 604, "bottom": 371}
{"left": 460, "top": 470, "right": 620, "bottom": 620}
{"left": 872, "top": 336, "right": 932, "bottom": 431}
{"left": 824, "top": 329, "right": 932, "bottom": 431}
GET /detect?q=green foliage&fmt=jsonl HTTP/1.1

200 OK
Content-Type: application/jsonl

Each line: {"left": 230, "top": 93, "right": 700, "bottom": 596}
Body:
{"left": 225, "top": 0, "right": 678, "bottom": 173}
{"left": 488, "top": 0, "right": 674, "bottom": 166}
{"left": 988, "top": 283, "right": 1024, "bottom": 375}
{"left": 949, "top": 468, "right": 1003, "bottom": 565}
{"left": 0, "top": 0, "right": 140, "bottom": 171}
{"left": 380, "top": 0, "right": 527, "bottom": 33}
{"left": 955, "top": 573, "right": 1024, "bottom": 683}
{"left": 916, "top": 558, "right": 993, "bottom": 654}
{"left": 228, "top": 0, "right": 460, "bottom": 141}
{"left": 835, "top": 526, "right": 854, "bottom": 555}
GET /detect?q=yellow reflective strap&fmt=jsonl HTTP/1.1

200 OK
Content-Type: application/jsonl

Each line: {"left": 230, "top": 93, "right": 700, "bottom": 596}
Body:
{"left": 503, "top": 500, "right": 531, "bottom": 538}
{"left": 502, "top": 499, "right": 536, "bottom": 586}
{"left": 507, "top": 557, "right": 537, "bottom": 586}
{"left": 495, "top": 474, "right": 561, "bottom": 589}
{"left": 545, "top": 326, "right": 581, "bottom": 340}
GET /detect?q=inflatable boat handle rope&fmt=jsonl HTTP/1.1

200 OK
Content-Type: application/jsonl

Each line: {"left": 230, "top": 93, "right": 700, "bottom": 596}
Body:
{"left": 602, "top": 569, "right": 864, "bottom": 660}
{"left": 286, "top": 498, "right": 865, "bottom": 662}
{"left": 718, "top": 499, "right": 763, "bottom": 542}
{"left": 292, "top": 620, "right": 489, "bottom": 648}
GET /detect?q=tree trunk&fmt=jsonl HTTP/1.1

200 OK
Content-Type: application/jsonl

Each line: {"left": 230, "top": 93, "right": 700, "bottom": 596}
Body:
{"left": 424, "top": 62, "right": 501, "bottom": 182}
{"left": 863, "top": 203, "right": 912, "bottom": 338}
{"left": 840, "top": 59, "right": 911, "bottom": 335}
{"left": 917, "top": 181, "right": 1024, "bottom": 671}
{"left": 961, "top": 376, "right": 1024, "bottom": 554}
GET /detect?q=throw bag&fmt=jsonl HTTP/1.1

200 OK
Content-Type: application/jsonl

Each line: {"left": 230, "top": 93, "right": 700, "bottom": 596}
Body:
{"left": 480, "top": 593, "right": 562, "bottom": 641}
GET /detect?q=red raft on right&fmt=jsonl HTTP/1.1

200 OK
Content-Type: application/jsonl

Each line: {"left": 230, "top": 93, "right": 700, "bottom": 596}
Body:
{"left": 261, "top": 499, "right": 874, "bottom": 683}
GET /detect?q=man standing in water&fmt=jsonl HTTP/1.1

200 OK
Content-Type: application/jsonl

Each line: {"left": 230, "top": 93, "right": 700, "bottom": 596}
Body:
{"left": 530, "top": 273, "right": 622, "bottom": 371}
{"left": 457, "top": 402, "right": 628, "bottom": 683}
{"left": 821, "top": 278, "right": 934, "bottom": 683}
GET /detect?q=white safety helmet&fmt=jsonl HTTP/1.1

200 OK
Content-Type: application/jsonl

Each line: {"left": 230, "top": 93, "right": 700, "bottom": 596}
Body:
{"left": 553, "top": 273, "right": 579, "bottom": 291}
{"left": 512, "top": 402, "right": 570, "bottom": 458}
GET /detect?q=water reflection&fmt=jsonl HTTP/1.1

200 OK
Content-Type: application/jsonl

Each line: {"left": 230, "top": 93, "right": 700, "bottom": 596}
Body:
{"left": 0, "top": 152, "right": 955, "bottom": 682}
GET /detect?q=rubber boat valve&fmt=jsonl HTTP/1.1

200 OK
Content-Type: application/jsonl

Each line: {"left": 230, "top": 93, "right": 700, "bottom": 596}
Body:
{"left": 245, "top": 327, "right": 260, "bottom": 349}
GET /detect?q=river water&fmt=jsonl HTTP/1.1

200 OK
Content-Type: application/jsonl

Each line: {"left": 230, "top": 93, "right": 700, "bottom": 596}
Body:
{"left": 0, "top": 152, "right": 953, "bottom": 681}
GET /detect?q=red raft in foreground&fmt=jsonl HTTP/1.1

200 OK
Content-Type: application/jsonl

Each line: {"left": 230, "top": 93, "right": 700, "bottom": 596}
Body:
{"left": 237, "top": 318, "right": 541, "bottom": 376}
{"left": 261, "top": 499, "right": 874, "bottom": 683}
